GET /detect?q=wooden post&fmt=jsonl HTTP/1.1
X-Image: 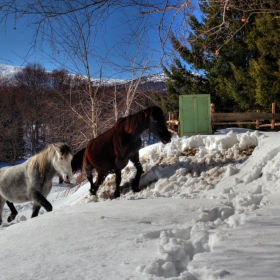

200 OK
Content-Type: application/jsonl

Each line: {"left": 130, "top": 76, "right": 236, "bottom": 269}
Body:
{"left": 211, "top": 103, "right": 215, "bottom": 132}
{"left": 168, "top": 112, "right": 171, "bottom": 130}
{"left": 256, "top": 110, "right": 260, "bottom": 129}
{"left": 211, "top": 103, "right": 215, "bottom": 115}
{"left": 271, "top": 103, "right": 276, "bottom": 129}
{"left": 178, "top": 113, "right": 180, "bottom": 137}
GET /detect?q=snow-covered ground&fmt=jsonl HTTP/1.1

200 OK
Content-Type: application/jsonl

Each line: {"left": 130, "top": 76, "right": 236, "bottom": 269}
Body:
{"left": 1, "top": 128, "right": 280, "bottom": 279}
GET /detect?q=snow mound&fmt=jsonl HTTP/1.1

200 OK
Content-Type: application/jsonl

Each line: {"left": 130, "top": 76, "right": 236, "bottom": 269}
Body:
{"left": 87, "top": 130, "right": 259, "bottom": 201}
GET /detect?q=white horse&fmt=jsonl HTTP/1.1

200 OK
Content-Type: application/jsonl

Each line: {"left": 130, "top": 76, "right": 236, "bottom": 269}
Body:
{"left": 0, "top": 143, "right": 73, "bottom": 225}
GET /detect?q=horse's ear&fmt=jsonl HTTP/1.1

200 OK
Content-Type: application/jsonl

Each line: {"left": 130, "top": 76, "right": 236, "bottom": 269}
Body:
{"left": 54, "top": 143, "right": 72, "bottom": 156}
{"left": 60, "top": 144, "right": 72, "bottom": 156}
{"left": 52, "top": 143, "right": 63, "bottom": 157}
{"left": 144, "top": 106, "right": 153, "bottom": 117}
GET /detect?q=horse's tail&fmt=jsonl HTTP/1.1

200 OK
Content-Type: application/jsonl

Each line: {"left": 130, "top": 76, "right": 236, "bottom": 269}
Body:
{"left": 71, "top": 147, "right": 86, "bottom": 173}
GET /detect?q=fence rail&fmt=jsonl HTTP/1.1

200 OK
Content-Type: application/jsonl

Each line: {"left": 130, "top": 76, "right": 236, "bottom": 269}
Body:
{"left": 211, "top": 103, "right": 279, "bottom": 129}
{"left": 167, "top": 102, "right": 280, "bottom": 136}
{"left": 167, "top": 113, "right": 180, "bottom": 136}
{"left": 213, "top": 112, "right": 280, "bottom": 121}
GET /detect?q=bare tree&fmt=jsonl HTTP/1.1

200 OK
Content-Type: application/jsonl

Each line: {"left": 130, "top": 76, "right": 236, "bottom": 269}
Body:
{"left": 37, "top": 2, "right": 106, "bottom": 137}
{"left": 47, "top": 70, "right": 99, "bottom": 148}
{"left": 0, "top": 85, "right": 24, "bottom": 163}
{"left": 14, "top": 64, "right": 49, "bottom": 154}
{"left": 47, "top": 70, "right": 79, "bottom": 146}
{"left": 0, "top": 1, "right": 188, "bottom": 130}
{"left": 0, "top": 1, "right": 193, "bottom": 66}
{"left": 2, "top": 1, "right": 280, "bottom": 63}
{"left": 4, "top": 1, "right": 278, "bottom": 141}
{"left": 30, "top": 1, "right": 159, "bottom": 137}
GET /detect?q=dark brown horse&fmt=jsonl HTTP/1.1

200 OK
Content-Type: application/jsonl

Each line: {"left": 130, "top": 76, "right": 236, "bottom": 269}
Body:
{"left": 72, "top": 106, "right": 171, "bottom": 198}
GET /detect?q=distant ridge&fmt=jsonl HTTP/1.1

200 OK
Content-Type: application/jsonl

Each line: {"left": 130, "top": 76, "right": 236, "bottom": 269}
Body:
{"left": 0, "top": 64, "right": 22, "bottom": 78}
{"left": 0, "top": 64, "right": 166, "bottom": 90}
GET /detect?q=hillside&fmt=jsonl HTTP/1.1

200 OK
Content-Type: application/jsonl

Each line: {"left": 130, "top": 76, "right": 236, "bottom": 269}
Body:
{"left": 0, "top": 64, "right": 166, "bottom": 93}
{"left": 1, "top": 128, "right": 280, "bottom": 279}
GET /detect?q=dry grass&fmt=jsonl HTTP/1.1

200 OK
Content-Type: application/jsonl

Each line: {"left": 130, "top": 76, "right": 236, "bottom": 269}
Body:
{"left": 240, "top": 146, "right": 255, "bottom": 156}
{"left": 181, "top": 148, "right": 199, "bottom": 157}
{"left": 75, "top": 173, "right": 87, "bottom": 185}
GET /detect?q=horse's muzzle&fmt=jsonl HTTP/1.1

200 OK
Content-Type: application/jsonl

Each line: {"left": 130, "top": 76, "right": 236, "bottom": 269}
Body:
{"left": 161, "top": 133, "right": 172, "bottom": 144}
{"left": 62, "top": 174, "right": 72, "bottom": 183}
{"left": 161, "top": 138, "right": 171, "bottom": 144}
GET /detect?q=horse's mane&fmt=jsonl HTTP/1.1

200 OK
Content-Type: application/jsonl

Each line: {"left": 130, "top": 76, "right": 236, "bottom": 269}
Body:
{"left": 30, "top": 143, "right": 71, "bottom": 179}
{"left": 115, "top": 109, "right": 149, "bottom": 134}
{"left": 114, "top": 117, "right": 126, "bottom": 127}
{"left": 30, "top": 146, "right": 55, "bottom": 179}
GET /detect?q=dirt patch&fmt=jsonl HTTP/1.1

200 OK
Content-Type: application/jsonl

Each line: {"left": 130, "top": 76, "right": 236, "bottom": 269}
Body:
{"left": 181, "top": 148, "right": 199, "bottom": 157}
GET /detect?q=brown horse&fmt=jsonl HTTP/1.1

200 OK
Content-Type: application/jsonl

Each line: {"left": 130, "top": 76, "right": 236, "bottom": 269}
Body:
{"left": 72, "top": 106, "right": 171, "bottom": 198}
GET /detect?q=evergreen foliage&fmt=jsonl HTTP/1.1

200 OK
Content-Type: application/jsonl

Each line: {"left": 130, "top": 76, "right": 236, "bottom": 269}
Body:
{"left": 246, "top": 13, "right": 280, "bottom": 110}
{"left": 161, "top": 0, "right": 280, "bottom": 113}
{"left": 157, "top": 59, "right": 209, "bottom": 117}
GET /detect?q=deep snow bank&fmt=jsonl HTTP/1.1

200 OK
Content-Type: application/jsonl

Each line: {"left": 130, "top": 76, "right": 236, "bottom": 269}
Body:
{"left": 3, "top": 129, "right": 280, "bottom": 280}
{"left": 92, "top": 130, "right": 260, "bottom": 202}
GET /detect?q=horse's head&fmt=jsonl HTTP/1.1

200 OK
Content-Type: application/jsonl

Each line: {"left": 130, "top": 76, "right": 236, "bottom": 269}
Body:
{"left": 147, "top": 106, "right": 171, "bottom": 144}
{"left": 52, "top": 143, "right": 73, "bottom": 183}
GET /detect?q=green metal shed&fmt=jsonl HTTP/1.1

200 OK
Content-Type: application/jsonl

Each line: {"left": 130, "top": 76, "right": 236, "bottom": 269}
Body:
{"left": 179, "top": 94, "right": 212, "bottom": 137}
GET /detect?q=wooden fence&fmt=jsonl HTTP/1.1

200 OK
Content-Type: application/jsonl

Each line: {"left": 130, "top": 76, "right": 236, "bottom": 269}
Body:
{"left": 167, "top": 113, "right": 180, "bottom": 136}
{"left": 211, "top": 103, "right": 280, "bottom": 129}
{"left": 167, "top": 103, "right": 280, "bottom": 136}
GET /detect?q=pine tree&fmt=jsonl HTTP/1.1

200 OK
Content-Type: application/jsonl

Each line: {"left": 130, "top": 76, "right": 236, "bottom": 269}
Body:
{"left": 162, "top": 0, "right": 280, "bottom": 113}
{"left": 246, "top": 13, "right": 280, "bottom": 110}
{"left": 157, "top": 59, "right": 209, "bottom": 117}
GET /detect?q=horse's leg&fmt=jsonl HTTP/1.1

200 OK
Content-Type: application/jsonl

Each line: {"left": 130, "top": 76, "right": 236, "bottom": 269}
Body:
{"left": 130, "top": 152, "right": 143, "bottom": 192}
{"left": 90, "top": 172, "right": 106, "bottom": 196}
{"left": 114, "top": 168, "right": 122, "bottom": 198}
{"left": 0, "top": 195, "right": 5, "bottom": 225}
{"left": 30, "top": 191, "right": 53, "bottom": 213}
{"left": 31, "top": 202, "right": 41, "bottom": 218}
{"left": 6, "top": 201, "right": 18, "bottom": 222}
{"left": 85, "top": 161, "right": 95, "bottom": 195}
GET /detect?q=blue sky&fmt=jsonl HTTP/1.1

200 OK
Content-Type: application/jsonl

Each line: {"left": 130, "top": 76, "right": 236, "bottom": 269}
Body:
{"left": 1, "top": 15, "right": 55, "bottom": 69}
{"left": 0, "top": 3, "right": 198, "bottom": 79}
{"left": 0, "top": 7, "right": 168, "bottom": 79}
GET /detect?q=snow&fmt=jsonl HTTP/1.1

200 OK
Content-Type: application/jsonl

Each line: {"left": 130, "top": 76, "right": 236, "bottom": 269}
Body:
{"left": 0, "top": 64, "right": 165, "bottom": 86}
{"left": 1, "top": 128, "right": 280, "bottom": 279}
{"left": 0, "top": 64, "right": 22, "bottom": 78}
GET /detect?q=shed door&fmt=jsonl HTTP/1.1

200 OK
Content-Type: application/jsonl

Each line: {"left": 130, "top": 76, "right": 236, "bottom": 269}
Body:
{"left": 179, "top": 94, "right": 212, "bottom": 137}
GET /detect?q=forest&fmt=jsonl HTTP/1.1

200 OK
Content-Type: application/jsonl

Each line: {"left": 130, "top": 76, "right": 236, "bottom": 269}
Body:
{"left": 0, "top": 64, "right": 155, "bottom": 163}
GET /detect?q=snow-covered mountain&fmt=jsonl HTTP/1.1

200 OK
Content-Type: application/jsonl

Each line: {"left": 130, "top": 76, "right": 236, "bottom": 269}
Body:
{"left": 0, "top": 64, "right": 22, "bottom": 78}
{"left": 0, "top": 64, "right": 166, "bottom": 85}
{"left": 142, "top": 72, "right": 166, "bottom": 83}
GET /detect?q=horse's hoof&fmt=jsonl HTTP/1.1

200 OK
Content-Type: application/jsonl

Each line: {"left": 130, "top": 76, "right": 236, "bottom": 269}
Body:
{"left": 132, "top": 187, "right": 140, "bottom": 193}
{"left": 114, "top": 192, "right": 120, "bottom": 198}
{"left": 7, "top": 215, "right": 16, "bottom": 223}
{"left": 89, "top": 189, "right": 96, "bottom": 196}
